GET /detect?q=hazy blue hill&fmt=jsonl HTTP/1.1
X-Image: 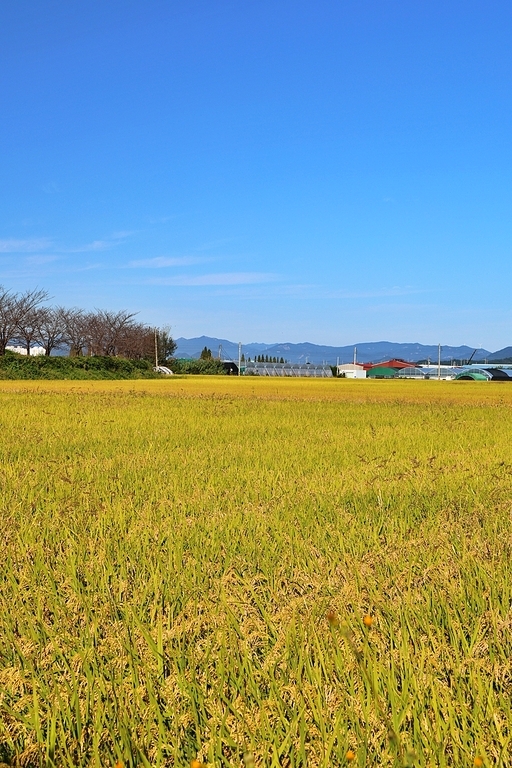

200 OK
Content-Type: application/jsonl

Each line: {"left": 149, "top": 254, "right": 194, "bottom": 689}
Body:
{"left": 175, "top": 337, "right": 492, "bottom": 364}
{"left": 264, "top": 342, "right": 491, "bottom": 364}
{"left": 175, "top": 336, "right": 269, "bottom": 360}
{"left": 487, "top": 347, "right": 512, "bottom": 361}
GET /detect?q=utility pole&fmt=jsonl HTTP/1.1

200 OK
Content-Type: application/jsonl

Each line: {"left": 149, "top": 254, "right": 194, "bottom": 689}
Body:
{"left": 238, "top": 342, "right": 242, "bottom": 376}
{"left": 353, "top": 346, "right": 357, "bottom": 365}
{"left": 154, "top": 328, "right": 158, "bottom": 368}
{"left": 438, "top": 343, "right": 441, "bottom": 380}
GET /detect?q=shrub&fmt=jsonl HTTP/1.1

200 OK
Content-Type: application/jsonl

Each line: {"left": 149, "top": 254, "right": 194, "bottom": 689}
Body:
{"left": 169, "top": 358, "right": 226, "bottom": 375}
{"left": 0, "top": 354, "right": 158, "bottom": 380}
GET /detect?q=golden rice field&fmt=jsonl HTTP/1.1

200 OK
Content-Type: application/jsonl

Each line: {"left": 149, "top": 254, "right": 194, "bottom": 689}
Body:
{"left": 1, "top": 377, "right": 512, "bottom": 768}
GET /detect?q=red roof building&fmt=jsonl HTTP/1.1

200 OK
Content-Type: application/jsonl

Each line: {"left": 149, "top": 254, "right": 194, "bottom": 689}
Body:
{"left": 364, "top": 359, "right": 416, "bottom": 371}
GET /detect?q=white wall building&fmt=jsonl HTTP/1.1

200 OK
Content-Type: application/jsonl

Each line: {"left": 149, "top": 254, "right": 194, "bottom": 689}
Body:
{"left": 337, "top": 363, "right": 366, "bottom": 379}
{"left": 6, "top": 345, "right": 46, "bottom": 356}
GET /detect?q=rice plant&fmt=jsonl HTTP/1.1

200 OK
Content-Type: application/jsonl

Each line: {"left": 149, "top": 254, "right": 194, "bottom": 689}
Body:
{"left": 0, "top": 378, "right": 511, "bottom": 766}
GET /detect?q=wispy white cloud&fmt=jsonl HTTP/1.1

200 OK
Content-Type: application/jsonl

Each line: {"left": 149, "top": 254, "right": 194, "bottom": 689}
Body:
{"left": 326, "top": 285, "right": 426, "bottom": 299}
{"left": 0, "top": 237, "right": 52, "bottom": 253}
{"left": 1, "top": 231, "right": 135, "bottom": 256}
{"left": 195, "top": 237, "right": 237, "bottom": 252}
{"left": 128, "top": 256, "right": 208, "bottom": 268}
{"left": 111, "top": 230, "right": 136, "bottom": 240}
{"left": 74, "top": 262, "right": 105, "bottom": 272}
{"left": 62, "top": 231, "right": 135, "bottom": 253}
{"left": 0, "top": 258, "right": 105, "bottom": 281}
{"left": 25, "top": 254, "right": 60, "bottom": 265}
{"left": 146, "top": 272, "right": 278, "bottom": 286}
{"left": 208, "top": 283, "right": 427, "bottom": 301}
{"left": 146, "top": 214, "right": 177, "bottom": 224}
{"left": 64, "top": 240, "right": 112, "bottom": 253}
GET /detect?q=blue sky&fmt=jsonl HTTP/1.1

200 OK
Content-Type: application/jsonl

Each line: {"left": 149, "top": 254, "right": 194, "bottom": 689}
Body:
{"left": 1, "top": 0, "right": 512, "bottom": 348}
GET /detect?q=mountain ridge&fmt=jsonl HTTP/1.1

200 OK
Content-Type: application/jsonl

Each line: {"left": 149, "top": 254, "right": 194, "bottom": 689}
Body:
{"left": 175, "top": 336, "right": 497, "bottom": 365}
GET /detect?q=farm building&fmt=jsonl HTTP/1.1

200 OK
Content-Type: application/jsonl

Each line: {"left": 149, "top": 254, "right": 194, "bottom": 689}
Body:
{"left": 394, "top": 366, "right": 427, "bottom": 379}
{"left": 336, "top": 363, "right": 366, "bottom": 379}
{"left": 6, "top": 345, "right": 45, "bottom": 356}
{"left": 396, "top": 366, "right": 460, "bottom": 380}
{"left": 222, "top": 362, "right": 239, "bottom": 375}
{"left": 366, "top": 365, "right": 396, "bottom": 379}
{"left": 366, "top": 366, "right": 398, "bottom": 379}
{"left": 455, "top": 368, "right": 512, "bottom": 381}
{"left": 366, "top": 359, "right": 414, "bottom": 370}
{"left": 244, "top": 362, "right": 333, "bottom": 377}
{"left": 365, "top": 359, "right": 416, "bottom": 378}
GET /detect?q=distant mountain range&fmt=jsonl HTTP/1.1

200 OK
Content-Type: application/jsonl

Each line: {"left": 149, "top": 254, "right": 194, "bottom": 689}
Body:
{"left": 175, "top": 336, "right": 511, "bottom": 365}
{"left": 489, "top": 346, "right": 512, "bottom": 361}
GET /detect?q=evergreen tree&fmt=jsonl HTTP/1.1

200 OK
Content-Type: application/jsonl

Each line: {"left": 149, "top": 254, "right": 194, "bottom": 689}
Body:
{"left": 200, "top": 346, "right": 212, "bottom": 360}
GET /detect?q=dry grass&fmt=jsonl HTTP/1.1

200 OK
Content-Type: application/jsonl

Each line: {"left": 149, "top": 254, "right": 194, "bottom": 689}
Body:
{"left": 0, "top": 377, "right": 511, "bottom": 767}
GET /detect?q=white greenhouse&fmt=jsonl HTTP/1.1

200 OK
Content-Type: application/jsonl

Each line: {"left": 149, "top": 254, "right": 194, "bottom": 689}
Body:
{"left": 244, "top": 362, "right": 333, "bottom": 378}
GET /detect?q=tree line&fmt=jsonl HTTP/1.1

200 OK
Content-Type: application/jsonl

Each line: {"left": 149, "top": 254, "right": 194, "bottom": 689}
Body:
{"left": 0, "top": 286, "right": 176, "bottom": 361}
{"left": 198, "top": 347, "right": 287, "bottom": 364}
{"left": 253, "top": 355, "right": 286, "bottom": 363}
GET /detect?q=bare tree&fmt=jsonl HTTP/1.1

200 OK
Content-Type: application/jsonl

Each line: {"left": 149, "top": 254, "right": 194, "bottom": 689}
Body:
{"left": 0, "top": 286, "right": 48, "bottom": 355}
{"left": 35, "top": 306, "right": 69, "bottom": 356}
{"left": 117, "top": 321, "right": 155, "bottom": 359}
{"left": 83, "top": 311, "right": 105, "bottom": 356}
{"left": 0, "top": 286, "right": 16, "bottom": 355}
{"left": 157, "top": 325, "right": 177, "bottom": 362}
{"left": 62, "top": 308, "right": 89, "bottom": 356}
{"left": 15, "top": 306, "right": 46, "bottom": 355}
{"left": 0, "top": 287, "right": 177, "bottom": 362}
{"left": 114, "top": 323, "right": 177, "bottom": 362}
{"left": 86, "top": 309, "right": 139, "bottom": 356}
